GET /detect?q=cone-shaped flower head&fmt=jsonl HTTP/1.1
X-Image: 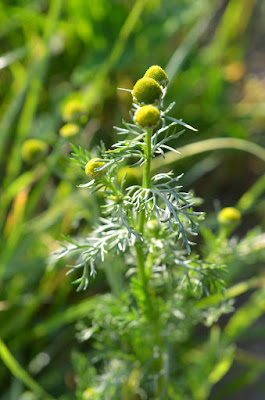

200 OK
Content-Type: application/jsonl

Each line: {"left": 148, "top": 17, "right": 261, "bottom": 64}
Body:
{"left": 132, "top": 77, "right": 163, "bottom": 105}
{"left": 22, "top": 139, "right": 48, "bottom": 163}
{"left": 218, "top": 207, "right": 241, "bottom": 227}
{"left": 134, "top": 105, "right": 160, "bottom": 129}
{"left": 85, "top": 158, "right": 105, "bottom": 180}
{"left": 59, "top": 123, "right": 79, "bottom": 138}
{"left": 144, "top": 65, "right": 169, "bottom": 88}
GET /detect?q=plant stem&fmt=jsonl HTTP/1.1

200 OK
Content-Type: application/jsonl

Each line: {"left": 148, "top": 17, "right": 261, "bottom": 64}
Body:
{"left": 137, "top": 129, "right": 152, "bottom": 234}
{"left": 135, "top": 129, "right": 153, "bottom": 314}
{"left": 104, "top": 178, "right": 123, "bottom": 200}
{"left": 134, "top": 129, "right": 165, "bottom": 398}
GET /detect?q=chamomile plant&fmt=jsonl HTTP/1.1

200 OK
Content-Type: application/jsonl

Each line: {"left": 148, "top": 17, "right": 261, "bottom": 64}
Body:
{"left": 57, "top": 66, "right": 227, "bottom": 399}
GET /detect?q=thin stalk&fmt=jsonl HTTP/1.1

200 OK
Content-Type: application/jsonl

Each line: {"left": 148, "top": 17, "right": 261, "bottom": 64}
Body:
{"left": 135, "top": 129, "right": 165, "bottom": 398}
{"left": 136, "top": 129, "right": 152, "bottom": 289}
{"left": 135, "top": 128, "right": 153, "bottom": 316}
{"left": 104, "top": 178, "right": 123, "bottom": 200}
{"left": 137, "top": 129, "right": 152, "bottom": 233}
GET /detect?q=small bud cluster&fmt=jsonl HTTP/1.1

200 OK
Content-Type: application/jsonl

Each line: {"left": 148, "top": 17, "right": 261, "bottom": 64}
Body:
{"left": 82, "top": 66, "right": 168, "bottom": 182}
{"left": 132, "top": 65, "right": 168, "bottom": 129}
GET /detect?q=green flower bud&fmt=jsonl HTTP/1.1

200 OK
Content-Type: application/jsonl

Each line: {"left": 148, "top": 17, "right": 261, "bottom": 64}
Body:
{"left": 144, "top": 65, "right": 169, "bottom": 88}
{"left": 132, "top": 77, "right": 163, "bottom": 106}
{"left": 59, "top": 123, "right": 79, "bottom": 138}
{"left": 146, "top": 219, "right": 160, "bottom": 234}
{"left": 22, "top": 139, "right": 48, "bottom": 163}
{"left": 62, "top": 99, "right": 86, "bottom": 122}
{"left": 134, "top": 105, "right": 160, "bottom": 129}
{"left": 218, "top": 207, "right": 241, "bottom": 227}
{"left": 85, "top": 158, "right": 105, "bottom": 180}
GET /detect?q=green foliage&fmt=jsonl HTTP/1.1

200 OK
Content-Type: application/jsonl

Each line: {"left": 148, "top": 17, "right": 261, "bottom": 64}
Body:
{"left": 56, "top": 61, "right": 264, "bottom": 399}
{"left": 0, "top": 0, "right": 265, "bottom": 399}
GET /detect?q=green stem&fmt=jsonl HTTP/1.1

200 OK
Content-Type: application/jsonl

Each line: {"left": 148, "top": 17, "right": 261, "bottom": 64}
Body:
{"left": 135, "top": 129, "right": 153, "bottom": 314}
{"left": 136, "top": 128, "right": 152, "bottom": 283}
{"left": 134, "top": 129, "right": 165, "bottom": 397}
{"left": 107, "top": 179, "right": 123, "bottom": 199}
{"left": 137, "top": 129, "right": 152, "bottom": 234}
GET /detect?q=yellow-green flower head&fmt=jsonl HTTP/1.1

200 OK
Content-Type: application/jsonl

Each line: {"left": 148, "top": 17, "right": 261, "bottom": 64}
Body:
{"left": 134, "top": 105, "right": 160, "bottom": 129}
{"left": 144, "top": 65, "right": 169, "bottom": 88}
{"left": 22, "top": 139, "right": 48, "bottom": 163}
{"left": 59, "top": 123, "right": 79, "bottom": 138}
{"left": 132, "top": 77, "right": 163, "bottom": 106}
{"left": 85, "top": 158, "right": 105, "bottom": 180}
{"left": 218, "top": 207, "right": 241, "bottom": 226}
{"left": 62, "top": 99, "right": 86, "bottom": 122}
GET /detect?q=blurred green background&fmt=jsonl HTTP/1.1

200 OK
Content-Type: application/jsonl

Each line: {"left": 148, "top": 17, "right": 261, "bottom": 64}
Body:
{"left": 0, "top": 0, "right": 265, "bottom": 399}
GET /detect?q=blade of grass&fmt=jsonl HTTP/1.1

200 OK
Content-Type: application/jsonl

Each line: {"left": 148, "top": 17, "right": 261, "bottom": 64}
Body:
{"left": 151, "top": 138, "right": 265, "bottom": 171}
{"left": 196, "top": 276, "right": 265, "bottom": 309}
{"left": 0, "top": 47, "right": 26, "bottom": 69}
{"left": 33, "top": 294, "right": 109, "bottom": 338}
{"left": 237, "top": 173, "right": 265, "bottom": 213}
{"left": 83, "top": 0, "right": 148, "bottom": 112}
{"left": 224, "top": 287, "right": 265, "bottom": 340}
{"left": 0, "top": 337, "right": 56, "bottom": 400}
{"left": 165, "top": 1, "right": 217, "bottom": 86}
{"left": 4, "top": 0, "right": 64, "bottom": 183}
{"left": 212, "top": 0, "right": 257, "bottom": 51}
{"left": 0, "top": 165, "right": 45, "bottom": 235}
{"left": 0, "top": 82, "right": 28, "bottom": 159}
{"left": 204, "top": 0, "right": 257, "bottom": 62}
{"left": 25, "top": 193, "right": 76, "bottom": 233}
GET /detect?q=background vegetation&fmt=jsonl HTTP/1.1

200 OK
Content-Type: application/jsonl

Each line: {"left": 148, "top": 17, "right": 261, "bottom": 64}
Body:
{"left": 0, "top": 0, "right": 265, "bottom": 399}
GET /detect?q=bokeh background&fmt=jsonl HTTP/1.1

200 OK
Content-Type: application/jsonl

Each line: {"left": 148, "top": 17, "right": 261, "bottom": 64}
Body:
{"left": 0, "top": 0, "right": 265, "bottom": 399}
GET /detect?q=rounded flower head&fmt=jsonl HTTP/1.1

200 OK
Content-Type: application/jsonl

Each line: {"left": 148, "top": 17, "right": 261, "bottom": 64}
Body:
{"left": 134, "top": 105, "right": 160, "bottom": 129}
{"left": 62, "top": 99, "right": 86, "bottom": 122}
{"left": 59, "top": 123, "right": 79, "bottom": 138}
{"left": 22, "top": 139, "right": 48, "bottom": 163}
{"left": 144, "top": 65, "right": 169, "bottom": 88}
{"left": 218, "top": 207, "right": 241, "bottom": 227}
{"left": 85, "top": 158, "right": 105, "bottom": 180}
{"left": 132, "top": 77, "right": 163, "bottom": 106}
